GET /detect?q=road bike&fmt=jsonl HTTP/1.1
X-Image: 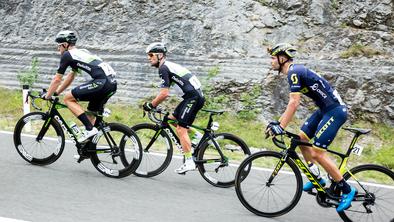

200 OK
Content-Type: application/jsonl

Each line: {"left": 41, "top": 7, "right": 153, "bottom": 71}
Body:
{"left": 131, "top": 108, "right": 251, "bottom": 188}
{"left": 13, "top": 90, "right": 142, "bottom": 178}
{"left": 235, "top": 127, "right": 394, "bottom": 221}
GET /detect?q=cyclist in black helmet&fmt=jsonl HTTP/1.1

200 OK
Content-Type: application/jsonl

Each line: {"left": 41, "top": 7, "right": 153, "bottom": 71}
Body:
{"left": 43, "top": 30, "right": 117, "bottom": 155}
{"left": 265, "top": 43, "right": 355, "bottom": 212}
{"left": 143, "top": 42, "right": 205, "bottom": 174}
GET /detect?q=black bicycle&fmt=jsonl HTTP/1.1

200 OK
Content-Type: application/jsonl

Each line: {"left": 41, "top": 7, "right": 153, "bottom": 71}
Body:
{"left": 235, "top": 127, "right": 394, "bottom": 221}
{"left": 131, "top": 108, "right": 251, "bottom": 188}
{"left": 13, "top": 90, "right": 142, "bottom": 178}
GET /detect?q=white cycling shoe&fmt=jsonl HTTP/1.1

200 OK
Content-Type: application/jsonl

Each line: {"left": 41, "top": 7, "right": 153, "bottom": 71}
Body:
{"left": 77, "top": 127, "right": 98, "bottom": 143}
{"left": 175, "top": 159, "right": 196, "bottom": 174}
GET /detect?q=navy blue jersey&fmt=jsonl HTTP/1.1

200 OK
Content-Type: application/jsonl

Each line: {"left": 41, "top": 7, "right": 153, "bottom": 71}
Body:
{"left": 57, "top": 48, "right": 116, "bottom": 79}
{"left": 287, "top": 64, "right": 345, "bottom": 112}
{"left": 159, "top": 61, "right": 202, "bottom": 94}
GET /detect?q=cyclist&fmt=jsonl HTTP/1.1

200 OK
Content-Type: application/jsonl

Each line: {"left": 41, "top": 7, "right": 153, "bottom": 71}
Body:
{"left": 43, "top": 30, "right": 117, "bottom": 145}
{"left": 265, "top": 43, "right": 356, "bottom": 212}
{"left": 143, "top": 42, "right": 205, "bottom": 174}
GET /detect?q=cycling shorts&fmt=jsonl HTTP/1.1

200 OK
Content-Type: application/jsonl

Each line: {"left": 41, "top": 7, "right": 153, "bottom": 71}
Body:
{"left": 71, "top": 77, "right": 117, "bottom": 112}
{"left": 173, "top": 91, "right": 205, "bottom": 128}
{"left": 301, "top": 105, "right": 347, "bottom": 149}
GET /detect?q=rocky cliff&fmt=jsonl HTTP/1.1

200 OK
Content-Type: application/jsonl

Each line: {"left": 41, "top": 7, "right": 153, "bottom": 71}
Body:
{"left": 0, "top": 0, "right": 393, "bottom": 125}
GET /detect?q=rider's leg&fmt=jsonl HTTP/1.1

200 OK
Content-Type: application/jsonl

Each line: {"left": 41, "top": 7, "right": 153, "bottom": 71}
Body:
{"left": 173, "top": 95, "right": 205, "bottom": 173}
{"left": 64, "top": 91, "right": 94, "bottom": 130}
{"left": 311, "top": 105, "right": 354, "bottom": 212}
{"left": 176, "top": 125, "right": 192, "bottom": 155}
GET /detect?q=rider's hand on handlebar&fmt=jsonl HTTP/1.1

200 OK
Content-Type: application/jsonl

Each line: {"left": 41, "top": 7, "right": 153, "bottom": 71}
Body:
{"left": 265, "top": 121, "right": 285, "bottom": 138}
{"left": 40, "top": 92, "right": 49, "bottom": 100}
{"left": 143, "top": 102, "right": 155, "bottom": 112}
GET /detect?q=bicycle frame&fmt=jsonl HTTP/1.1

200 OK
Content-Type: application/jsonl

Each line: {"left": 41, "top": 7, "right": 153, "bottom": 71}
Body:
{"left": 36, "top": 98, "right": 81, "bottom": 145}
{"left": 144, "top": 110, "right": 228, "bottom": 164}
{"left": 32, "top": 95, "right": 116, "bottom": 153}
{"left": 270, "top": 130, "right": 366, "bottom": 201}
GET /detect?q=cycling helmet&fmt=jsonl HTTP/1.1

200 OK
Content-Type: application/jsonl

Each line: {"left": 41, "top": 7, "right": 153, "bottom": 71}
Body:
{"left": 146, "top": 42, "right": 167, "bottom": 54}
{"left": 268, "top": 43, "right": 296, "bottom": 58}
{"left": 55, "top": 30, "right": 77, "bottom": 44}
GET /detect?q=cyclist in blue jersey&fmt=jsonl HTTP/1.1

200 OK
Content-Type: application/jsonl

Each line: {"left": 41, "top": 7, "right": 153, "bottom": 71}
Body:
{"left": 143, "top": 42, "right": 205, "bottom": 174}
{"left": 265, "top": 43, "right": 355, "bottom": 212}
{"left": 43, "top": 30, "right": 117, "bottom": 147}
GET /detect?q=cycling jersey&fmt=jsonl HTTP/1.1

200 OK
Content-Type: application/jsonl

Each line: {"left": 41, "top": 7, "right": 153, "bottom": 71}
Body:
{"left": 159, "top": 61, "right": 202, "bottom": 95}
{"left": 57, "top": 48, "right": 116, "bottom": 79}
{"left": 287, "top": 64, "right": 345, "bottom": 112}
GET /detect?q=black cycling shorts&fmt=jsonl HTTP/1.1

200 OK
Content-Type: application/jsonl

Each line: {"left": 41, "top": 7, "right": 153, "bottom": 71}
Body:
{"left": 71, "top": 77, "right": 117, "bottom": 112}
{"left": 173, "top": 92, "right": 205, "bottom": 128}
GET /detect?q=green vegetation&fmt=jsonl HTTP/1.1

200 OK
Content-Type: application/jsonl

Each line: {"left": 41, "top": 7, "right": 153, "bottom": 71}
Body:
{"left": 340, "top": 44, "right": 383, "bottom": 59}
{"left": 17, "top": 57, "right": 39, "bottom": 87}
{"left": 330, "top": 0, "right": 339, "bottom": 10}
{"left": 1, "top": 87, "right": 393, "bottom": 170}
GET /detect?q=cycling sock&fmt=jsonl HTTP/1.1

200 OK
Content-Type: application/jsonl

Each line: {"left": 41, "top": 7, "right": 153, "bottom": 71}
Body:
{"left": 184, "top": 152, "right": 192, "bottom": 159}
{"left": 78, "top": 113, "right": 93, "bottom": 130}
{"left": 336, "top": 179, "right": 351, "bottom": 194}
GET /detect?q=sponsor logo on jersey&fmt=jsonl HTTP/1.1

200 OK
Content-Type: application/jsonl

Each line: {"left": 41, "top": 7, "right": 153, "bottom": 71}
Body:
{"left": 311, "top": 83, "right": 327, "bottom": 98}
{"left": 77, "top": 62, "right": 91, "bottom": 72}
{"left": 171, "top": 76, "right": 184, "bottom": 86}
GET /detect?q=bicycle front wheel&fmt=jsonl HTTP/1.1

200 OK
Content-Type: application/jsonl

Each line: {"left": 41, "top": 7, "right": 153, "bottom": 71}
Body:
{"left": 90, "top": 123, "right": 142, "bottom": 178}
{"left": 197, "top": 133, "right": 251, "bottom": 188}
{"left": 13, "top": 112, "right": 65, "bottom": 165}
{"left": 235, "top": 151, "right": 302, "bottom": 217}
{"left": 339, "top": 164, "right": 394, "bottom": 222}
{"left": 131, "top": 123, "right": 173, "bottom": 177}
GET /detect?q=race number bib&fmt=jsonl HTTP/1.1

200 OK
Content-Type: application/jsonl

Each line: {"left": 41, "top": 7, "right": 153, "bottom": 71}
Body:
{"left": 99, "top": 62, "right": 116, "bottom": 76}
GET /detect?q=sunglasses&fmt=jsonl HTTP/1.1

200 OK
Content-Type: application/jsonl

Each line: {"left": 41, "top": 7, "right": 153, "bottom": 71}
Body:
{"left": 148, "top": 53, "right": 155, "bottom": 57}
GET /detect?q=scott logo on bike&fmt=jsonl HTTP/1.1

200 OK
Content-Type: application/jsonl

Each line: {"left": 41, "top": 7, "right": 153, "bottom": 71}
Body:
{"left": 294, "top": 159, "right": 325, "bottom": 192}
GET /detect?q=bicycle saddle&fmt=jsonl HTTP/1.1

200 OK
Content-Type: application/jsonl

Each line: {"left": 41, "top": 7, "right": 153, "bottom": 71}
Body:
{"left": 343, "top": 127, "right": 371, "bottom": 135}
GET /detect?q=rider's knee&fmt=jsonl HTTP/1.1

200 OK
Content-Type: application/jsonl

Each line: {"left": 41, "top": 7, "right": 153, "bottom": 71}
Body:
{"left": 310, "top": 148, "right": 326, "bottom": 161}
{"left": 64, "top": 92, "right": 75, "bottom": 103}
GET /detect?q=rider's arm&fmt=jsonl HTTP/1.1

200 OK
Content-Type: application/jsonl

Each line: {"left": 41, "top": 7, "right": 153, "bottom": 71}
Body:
{"left": 152, "top": 88, "right": 169, "bottom": 107}
{"left": 56, "top": 71, "right": 76, "bottom": 95}
{"left": 46, "top": 74, "right": 63, "bottom": 99}
{"left": 279, "top": 93, "right": 301, "bottom": 129}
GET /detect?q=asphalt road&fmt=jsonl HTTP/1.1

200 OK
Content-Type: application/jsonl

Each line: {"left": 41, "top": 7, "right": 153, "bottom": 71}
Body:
{"left": 0, "top": 131, "right": 340, "bottom": 222}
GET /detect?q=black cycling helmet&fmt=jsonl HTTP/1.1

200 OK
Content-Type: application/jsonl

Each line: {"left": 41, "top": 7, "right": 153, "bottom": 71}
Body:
{"left": 268, "top": 43, "right": 296, "bottom": 59}
{"left": 146, "top": 42, "right": 167, "bottom": 54}
{"left": 55, "top": 30, "right": 77, "bottom": 44}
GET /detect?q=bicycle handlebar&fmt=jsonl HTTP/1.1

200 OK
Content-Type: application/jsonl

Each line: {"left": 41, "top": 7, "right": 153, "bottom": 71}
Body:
{"left": 271, "top": 131, "right": 312, "bottom": 150}
{"left": 144, "top": 107, "right": 169, "bottom": 124}
{"left": 26, "top": 90, "right": 58, "bottom": 111}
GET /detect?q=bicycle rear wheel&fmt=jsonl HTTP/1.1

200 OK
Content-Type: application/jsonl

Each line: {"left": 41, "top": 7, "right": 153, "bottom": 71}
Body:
{"left": 13, "top": 112, "right": 65, "bottom": 165}
{"left": 339, "top": 164, "right": 394, "bottom": 222}
{"left": 131, "top": 123, "right": 173, "bottom": 177}
{"left": 235, "top": 151, "right": 302, "bottom": 217}
{"left": 197, "top": 133, "right": 251, "bottom": 188}
{"left": 90, "top": 123, "right": 142, "bottom": 178}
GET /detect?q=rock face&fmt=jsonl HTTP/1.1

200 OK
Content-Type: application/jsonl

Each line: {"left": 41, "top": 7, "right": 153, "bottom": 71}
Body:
{"left": 0, "top": 0, "right": 393, "bottom": 125}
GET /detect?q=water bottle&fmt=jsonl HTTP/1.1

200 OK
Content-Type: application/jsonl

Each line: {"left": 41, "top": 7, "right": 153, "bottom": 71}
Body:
{"left": 191, "top": 131, "right": 203, "bottom": 147}
{"left": 308, "top": 161, "right": 321, "bottom": 180}
{"left": 69, "top": 122, "right": 81, "bottom": 138}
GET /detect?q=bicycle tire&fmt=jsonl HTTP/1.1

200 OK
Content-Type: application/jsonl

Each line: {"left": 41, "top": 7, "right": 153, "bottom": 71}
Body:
{"left": 131, "top": 123, "right": 173, "bottom": 177}
{"left": 197, "top": 133, "right": 251, "bottom": 188}
{"left": 338, "top": 164, "right": 394, "bottom": 222}
{"left": 235, "top": 151, "right": 303, "bottom": 217}
{"left": 13, "top": 112, "right": 65, "bottom": 165}
{"left": 90, "top": 123, "right": 142, "bottom": 178}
